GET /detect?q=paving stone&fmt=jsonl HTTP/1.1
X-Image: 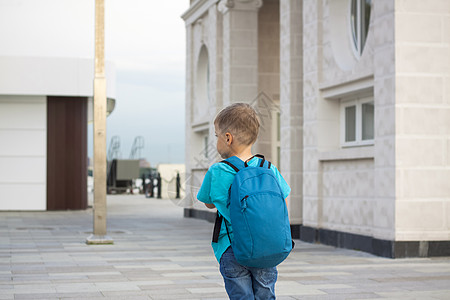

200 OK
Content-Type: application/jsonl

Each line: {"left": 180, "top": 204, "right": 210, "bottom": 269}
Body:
{"left": 0, "top": 195, "right": 449, "bottom": 299}
{"left": 13, "top": 292, "right": 104, "bottom": 299}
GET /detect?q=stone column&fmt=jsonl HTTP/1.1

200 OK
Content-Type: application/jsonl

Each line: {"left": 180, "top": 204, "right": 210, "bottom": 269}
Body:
{"left": 184, "top": 23, "right": 194, "bottom": 172}
{"left": 218, "top": 0, "right": 262, "bottom": 106}
{"left": 302, "top": 0, "right": 322, "bottom": 233}
{"left": 280, "top": 0, "right": 303, "bottom": 232}
{"left": 371, "top": 0, "right": 396, "bottom": 246}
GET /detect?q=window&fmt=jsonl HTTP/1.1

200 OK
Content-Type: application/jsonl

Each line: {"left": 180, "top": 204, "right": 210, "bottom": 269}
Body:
{"left": 193, "top": 45, "right": 210, "bottom": 122}
{"left": 271, "top": 111, "right": 281, "bottom": 170}
{"left": 341, "top": 97, "right": 374, "bottom": 147}
{"left": 204, "top": 135, "right": 209, "bottom": 159}
{"left": 350, "top": 0, "right": 371, "bottom": 56}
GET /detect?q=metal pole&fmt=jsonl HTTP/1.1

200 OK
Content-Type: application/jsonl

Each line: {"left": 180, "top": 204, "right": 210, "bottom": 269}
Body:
{"left": 157, "top": 172, "right": 162, "bottom": 199}
{"left": 176, "top": 172, "right": 180, "bottom": 199}
{"left": 87, "top": 0, "right": 113, "bottom": 245}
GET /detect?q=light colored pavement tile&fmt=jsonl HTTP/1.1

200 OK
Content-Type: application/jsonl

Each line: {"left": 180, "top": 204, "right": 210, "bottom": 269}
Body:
{"left": 13, "top": 292, "right": 104, "bottom": 299}
{"left": 375, "top": 290, "right": 450, "bottom": 299}
{"left": 148, "top": 264, "right": 185, "bottom": 271}
{"left": 187, "top": 287, "right": 227, "bottom": 294}
{"left": 93, "top": 282, "right": 141, "bottom": 292}
{"left": 281, "top": 271, "right": 352, "bottom": 277}
{"left": 134, "top": 279, "right": 175, "bottom": 287}
{"left": 161, "top": 273, "right": 207, "bottom": 279}
{"left": 150, "top": 295, "right": 203, "bottom": 300}
{"left": 48, "top": 271, "right": 122, "bottom": 277}
{"left": 54, "top": 283, "right": 99, "bottom": 293}
{"left": 276, "top": 281, "right": 328, "bottom": 296}
{"left": 100, "top": 290, "right": 153, "bottom": 299}
{"left": 303, "top": 283, "right": 354, "bottom": 289}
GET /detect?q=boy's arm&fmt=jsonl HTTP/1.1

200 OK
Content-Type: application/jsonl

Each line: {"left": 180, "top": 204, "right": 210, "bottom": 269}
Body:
{"left": 197, "top": 170, "right": 214, "bottom": 206}
{"left": 198, "top": 163, "right": 234, "bottom": 212}
{"left": 197, "top": 165, "right": 221, "bottom": 210}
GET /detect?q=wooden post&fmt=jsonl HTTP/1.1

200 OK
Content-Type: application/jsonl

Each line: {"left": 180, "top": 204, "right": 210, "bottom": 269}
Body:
{"left": 87, "top": 0, "right": 113, "bottom": 245}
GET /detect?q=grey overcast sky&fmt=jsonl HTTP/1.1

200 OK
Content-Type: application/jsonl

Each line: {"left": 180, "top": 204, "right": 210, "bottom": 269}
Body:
{"left": 0, "top": 0, "right": 188, "bottom": 166}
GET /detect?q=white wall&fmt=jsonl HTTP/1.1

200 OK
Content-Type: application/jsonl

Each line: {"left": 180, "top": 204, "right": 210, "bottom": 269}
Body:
{"left": 0, "top": 56, "right": 116, "bottom": 99}
{"left": 157, "top": 164, "right": 186, "bottom": 200}
{"left": 0, "top": 95, "right": 47, "bottom": 210}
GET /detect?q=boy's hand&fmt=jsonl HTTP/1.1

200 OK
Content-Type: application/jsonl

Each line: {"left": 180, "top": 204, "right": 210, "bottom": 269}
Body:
{"left": 205, "top": 203, "right": 216, "bottom": 209}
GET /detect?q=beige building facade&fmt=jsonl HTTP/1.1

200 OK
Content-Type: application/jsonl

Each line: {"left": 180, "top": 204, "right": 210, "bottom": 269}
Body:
{"left": 182, "top": 0, "right": 450, "bottom": 257}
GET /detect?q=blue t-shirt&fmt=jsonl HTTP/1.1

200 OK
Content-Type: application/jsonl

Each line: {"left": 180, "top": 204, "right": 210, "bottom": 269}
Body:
{"left": 197, "top": 156, "right": 291, "bottom": 262}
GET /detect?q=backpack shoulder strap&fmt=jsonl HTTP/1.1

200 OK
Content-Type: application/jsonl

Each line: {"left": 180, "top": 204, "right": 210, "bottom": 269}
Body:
{"left": 212, "top": 212, "right": 233, "bottom": 244}
{"left": 212, "top": 211, "right": 222, "bottom": 243}
{"left": 220, "top": 160, "right": 239, "bottom": 172}
{"left": 220, "top": 156, "right": 245, "bottom": 172}
{"left": 244, "top": 154, "right": 269, "bottom": 168}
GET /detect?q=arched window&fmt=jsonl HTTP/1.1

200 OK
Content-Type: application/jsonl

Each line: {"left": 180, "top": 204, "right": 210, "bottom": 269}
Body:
{"left": 329, "top": 0, "right": 372, "bottom": 70}
{"left": 350, "top": 0, "right": 371, "bottom": 56}
{"left": 194, "top": 45, "right": 209, "bottom": 119}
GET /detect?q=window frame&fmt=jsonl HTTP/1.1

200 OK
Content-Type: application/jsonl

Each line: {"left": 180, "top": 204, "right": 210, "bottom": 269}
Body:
{"left": 340, "top": 96, "right": 374, "bottom": 147}
{"left": 350, "top": 0, "right": 371, "bottom": 57}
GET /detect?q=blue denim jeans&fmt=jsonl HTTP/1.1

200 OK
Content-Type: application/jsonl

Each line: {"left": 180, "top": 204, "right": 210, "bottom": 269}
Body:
{"left": 220, "top": 247, "right": 277, "bottom": 300}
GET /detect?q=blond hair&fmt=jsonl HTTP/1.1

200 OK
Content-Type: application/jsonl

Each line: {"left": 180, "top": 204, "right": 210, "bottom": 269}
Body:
{"left": 214, "top": 103, "right": 260, "bottom": 146}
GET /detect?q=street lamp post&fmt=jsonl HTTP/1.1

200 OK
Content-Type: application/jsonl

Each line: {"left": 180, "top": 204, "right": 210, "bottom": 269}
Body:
{"left": 86, "top": 0, "right": 113, "bottom": 245}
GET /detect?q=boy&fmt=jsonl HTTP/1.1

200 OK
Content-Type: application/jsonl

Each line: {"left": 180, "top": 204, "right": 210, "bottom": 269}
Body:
{"left": 197, "top": 103, "right": 290, "bottom": 299}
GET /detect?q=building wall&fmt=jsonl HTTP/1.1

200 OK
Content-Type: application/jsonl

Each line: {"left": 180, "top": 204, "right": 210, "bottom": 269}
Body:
{"left": 279, "top": 0, "right": 303, "bottom": 225}
{"left": 0, "top": 56, "right": 116, "bottom": 211}
{"left": 321, "top": 159, "right": 374, "bottom": 236}
{"left": 0, "top": 95, "right": 47, "bottom": 210}
{"left": 394, "top": 0, "right": 450, "bottom": 241}
{"left": 301, "top": 0, "right": 398, "bottom": 243}
{"left": 183, "top": 0, "right": 450, "bottom": 256}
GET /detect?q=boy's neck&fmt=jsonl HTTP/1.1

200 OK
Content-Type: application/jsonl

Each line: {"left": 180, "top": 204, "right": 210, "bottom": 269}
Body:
{"left": 232, "top": 144, "right": 254, "bottom": 162}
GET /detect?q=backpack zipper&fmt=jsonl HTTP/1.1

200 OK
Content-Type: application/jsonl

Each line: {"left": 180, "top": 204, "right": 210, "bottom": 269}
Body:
{"left": 241, "top": 195, "right": 249, "bottom": 212}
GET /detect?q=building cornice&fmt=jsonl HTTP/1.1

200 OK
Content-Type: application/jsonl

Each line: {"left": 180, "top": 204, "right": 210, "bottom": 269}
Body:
{"left": 181, "top": 0, "right": 218, "bottom": 25}
{"left": 182, "top": 0, "right": 262, "bottom": 24}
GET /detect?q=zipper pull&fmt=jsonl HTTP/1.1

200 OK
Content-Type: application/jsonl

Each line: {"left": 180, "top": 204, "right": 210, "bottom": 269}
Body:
{"left": 241, "top": 195, "right": 248, "bottom": 212}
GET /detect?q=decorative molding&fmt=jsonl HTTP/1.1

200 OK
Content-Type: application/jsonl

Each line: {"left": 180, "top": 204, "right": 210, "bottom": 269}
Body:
{"left": 218, "top": 0, "right": 234, "bottom": 13}
{"left": 182, "top": 0, "right": 217, "bottom": 25}
{"left": 192, "top": 120, "right": 210, "bottom": 132}
{"left": 318, "top": 146, "right": 375, "bottom": 162}
{"left": 195, "top": 18, "right": 203, "bottom": 26}
{"left": 320, "top": 75, "right": 374, "bottom": 100}
{"left": 218, "top": 0, "right": 262, "bottom": 14}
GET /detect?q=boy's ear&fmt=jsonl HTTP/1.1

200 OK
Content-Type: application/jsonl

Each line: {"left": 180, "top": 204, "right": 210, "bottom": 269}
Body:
{"left": 225, "top": 132, "right": 233, "bottom": 145}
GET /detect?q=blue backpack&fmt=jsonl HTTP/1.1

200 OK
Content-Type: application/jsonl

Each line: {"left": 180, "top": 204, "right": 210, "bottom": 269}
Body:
{"left": 212, "top": 154, "right": 293, "bottom": 268}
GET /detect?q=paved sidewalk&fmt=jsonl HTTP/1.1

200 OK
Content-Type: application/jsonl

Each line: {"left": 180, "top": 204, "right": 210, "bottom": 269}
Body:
{"left": 1, "top": 195, "right": 450, "bottom": 300}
